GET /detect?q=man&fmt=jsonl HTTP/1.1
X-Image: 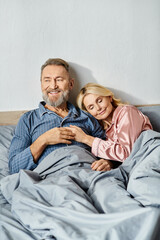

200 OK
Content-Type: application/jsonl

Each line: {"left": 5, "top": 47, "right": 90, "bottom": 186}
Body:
{"left": 9, "top": 58, "right": 106, "bottom": 174}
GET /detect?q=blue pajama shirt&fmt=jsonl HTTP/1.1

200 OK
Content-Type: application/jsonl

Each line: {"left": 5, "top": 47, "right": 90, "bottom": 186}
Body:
{"left": 9, "top": 102, "right": 106, "bottom": 174}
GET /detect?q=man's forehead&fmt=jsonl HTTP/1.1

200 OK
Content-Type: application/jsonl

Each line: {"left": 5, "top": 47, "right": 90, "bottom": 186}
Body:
{"left": 43, "top": 64, "right": 67, "bottom": 72}
{"left": 42, "top": 65, "right": 69, "bottom": 76}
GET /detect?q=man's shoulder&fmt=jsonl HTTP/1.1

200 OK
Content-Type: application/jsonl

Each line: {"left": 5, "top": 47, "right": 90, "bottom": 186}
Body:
{"left": 75, "top": 106, "right": 95, "bottom": 119}
{"left": 18, "top": 107, "right": 41, "bottom": 126}
{"left": 21, "top": 108, "right": 39, "bottom": 118}
{"left": 68, "top": 102, "right": 92, "bottom": 117}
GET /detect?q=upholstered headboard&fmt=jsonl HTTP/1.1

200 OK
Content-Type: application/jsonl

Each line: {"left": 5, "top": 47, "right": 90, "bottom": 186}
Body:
{"left": 0, "top": 105, "right": 160, "bottom": 131}
{"left": 137, "top": 105, "right": 160, "bottom": 132}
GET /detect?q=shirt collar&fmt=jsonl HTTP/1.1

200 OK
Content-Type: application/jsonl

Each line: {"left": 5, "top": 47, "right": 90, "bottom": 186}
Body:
{"left": 39, "top": 101, "right": 48, "bottom": 117}
{"left": 38, "top": 101, "right": 79, "bottom": 118}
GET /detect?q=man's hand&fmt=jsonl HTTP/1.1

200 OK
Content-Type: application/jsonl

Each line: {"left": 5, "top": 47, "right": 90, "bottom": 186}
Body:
{"left": 43, "top": 127, "right": 75, "bottom": 145}
{"left": 30, "top": 127, "right": 75, "bottom": 163}
{"left": 91, "top": 159, "right": 113, "bottom": 171}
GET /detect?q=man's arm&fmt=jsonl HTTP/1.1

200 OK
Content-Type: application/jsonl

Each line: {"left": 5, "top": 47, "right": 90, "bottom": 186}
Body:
{"left": 30, "top": 127, "right": 75, "bottom": 163}
{"left": 9, "top": 116, "right": 75, "bottom": 174}
{"left": 9, "top": 120, "right": 36, "bottom": 174}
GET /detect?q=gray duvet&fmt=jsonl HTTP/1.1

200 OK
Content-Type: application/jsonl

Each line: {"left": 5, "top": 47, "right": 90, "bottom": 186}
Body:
{"left": 0, "top": 130, "right": 160, "bottom": 240}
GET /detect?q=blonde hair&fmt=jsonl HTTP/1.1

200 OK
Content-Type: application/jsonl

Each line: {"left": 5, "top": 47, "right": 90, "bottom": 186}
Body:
{"left": 77, "top": 83, "right": 125, "bottom": 111}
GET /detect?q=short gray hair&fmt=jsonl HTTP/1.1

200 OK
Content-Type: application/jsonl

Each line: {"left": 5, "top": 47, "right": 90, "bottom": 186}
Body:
{"left": 40, "top": 58, "right": 70, "bottom": 80}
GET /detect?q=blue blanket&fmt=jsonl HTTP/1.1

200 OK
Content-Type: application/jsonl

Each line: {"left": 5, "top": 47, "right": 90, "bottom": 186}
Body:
{"left": 0, "top": 130, "right": 160, "bottom": 240}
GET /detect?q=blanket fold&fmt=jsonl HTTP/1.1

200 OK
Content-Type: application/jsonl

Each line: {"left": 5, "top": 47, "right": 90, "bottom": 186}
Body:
{"left": 1, "top": 130, "right": 160, "bottom": 240}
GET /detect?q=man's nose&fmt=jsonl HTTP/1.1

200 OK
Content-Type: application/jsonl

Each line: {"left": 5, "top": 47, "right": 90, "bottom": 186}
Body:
{"left": 50, "top": 79, "right": 58, "bottom": 88}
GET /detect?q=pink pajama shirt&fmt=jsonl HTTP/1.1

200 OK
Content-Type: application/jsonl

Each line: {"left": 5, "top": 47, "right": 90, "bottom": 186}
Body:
{"left": 92, "top": 105, "right": 153, "bottom": 162}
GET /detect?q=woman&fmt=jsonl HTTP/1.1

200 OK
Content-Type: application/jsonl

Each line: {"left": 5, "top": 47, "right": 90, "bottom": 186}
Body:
{"left": 69, "top": 83, "right": 153, "bottom": 171}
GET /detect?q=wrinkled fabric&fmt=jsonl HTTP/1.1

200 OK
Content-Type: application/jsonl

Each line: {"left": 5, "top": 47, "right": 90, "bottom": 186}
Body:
{"left": 1, "top": 130, "right": 160, "bottom": 240}
{"left": 92, "top": 105, "right": 152, "bottom": 162}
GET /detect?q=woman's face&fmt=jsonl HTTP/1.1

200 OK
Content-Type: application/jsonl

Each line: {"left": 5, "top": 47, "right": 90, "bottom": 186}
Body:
{"left": 83, "top": 93, "right": 113, "bottom": 121}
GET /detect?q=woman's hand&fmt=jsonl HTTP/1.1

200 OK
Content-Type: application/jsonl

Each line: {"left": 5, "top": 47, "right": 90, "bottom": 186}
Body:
{"left": 68, "top": 125, "right": 94, "bottom": 147}
{"left": 91, "top": 159, "right": 113, "bottom": 171}
{"left": 68, "top": 125, "right": 87, "bottom": 142}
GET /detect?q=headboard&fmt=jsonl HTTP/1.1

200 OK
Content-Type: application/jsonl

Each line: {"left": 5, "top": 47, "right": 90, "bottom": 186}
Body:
{"left": 136, "top": 104, "right": 160, "bottom": 132}
{"left": 0, "top": 105, "right": 160, "bottom": 132}
{"left": 0, "top": 110, "right": 27, "bottom": 125}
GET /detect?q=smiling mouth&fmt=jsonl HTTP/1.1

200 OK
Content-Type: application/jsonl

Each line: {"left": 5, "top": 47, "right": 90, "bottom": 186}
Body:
{"left": 99, "top": 109, "right": 106, "bottom": 115}
{"left": 48, "top": 90, "right": 61, "bottom": 95}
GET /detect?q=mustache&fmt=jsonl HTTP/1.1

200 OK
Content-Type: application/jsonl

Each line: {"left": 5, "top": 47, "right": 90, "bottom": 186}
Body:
{"left": 42, "top": 89, "right": 70, "bottom": 107}
{"left": 46, "top": 88, "right": 62, "bottom": 94}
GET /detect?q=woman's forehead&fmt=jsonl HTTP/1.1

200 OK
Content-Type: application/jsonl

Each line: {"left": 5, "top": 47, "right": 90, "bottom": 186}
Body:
{"left": 83, "top": 94, "right": 100, "bottom": 104}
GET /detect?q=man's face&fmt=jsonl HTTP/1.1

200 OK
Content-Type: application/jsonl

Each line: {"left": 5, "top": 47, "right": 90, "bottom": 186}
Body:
{"left": 41, "top": 65, "right": 74, "bottom": 107}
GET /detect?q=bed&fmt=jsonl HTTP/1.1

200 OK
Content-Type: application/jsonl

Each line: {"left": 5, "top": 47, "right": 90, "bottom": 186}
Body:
{"left": 0, "top": 105, "right": 160, "bottom": 240}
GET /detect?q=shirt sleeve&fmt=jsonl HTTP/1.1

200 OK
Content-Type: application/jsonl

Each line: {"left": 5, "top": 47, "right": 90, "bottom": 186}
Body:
{"left": 91, "top": 106, "right": 152, "bottom": 162}
{"left": 9, "top": 115, "right": 37, "bottom": 174}
{"left": 88, "top": 114, "right": 106, "bottom": 140}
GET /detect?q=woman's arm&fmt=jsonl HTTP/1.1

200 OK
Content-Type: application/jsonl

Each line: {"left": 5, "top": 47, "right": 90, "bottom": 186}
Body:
{"left": 92, "top": 106, "right": 152, "bottom": 162}
{"left": 69, "top": 106, "right": 152, "bottom": 162}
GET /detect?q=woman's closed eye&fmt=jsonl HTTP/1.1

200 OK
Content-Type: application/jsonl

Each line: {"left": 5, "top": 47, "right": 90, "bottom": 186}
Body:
{"left": 97, "top": 98, "right": 102, "bottom": 103}
{"left": 88, "top": 105, "right": 94, "bottom": 110}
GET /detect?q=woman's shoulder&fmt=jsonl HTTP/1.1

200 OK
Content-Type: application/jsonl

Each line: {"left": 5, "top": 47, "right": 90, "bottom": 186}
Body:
{"left": 113, "top": 105, "right": 139, "bottom": 120}
{"left": 115, "top": 104, "right": 138, "bottom": 112}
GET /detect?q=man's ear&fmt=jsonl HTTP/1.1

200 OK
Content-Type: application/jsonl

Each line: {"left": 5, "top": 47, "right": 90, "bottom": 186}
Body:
{"left": 69, "top": 78, "right": 74, "bottom": 90}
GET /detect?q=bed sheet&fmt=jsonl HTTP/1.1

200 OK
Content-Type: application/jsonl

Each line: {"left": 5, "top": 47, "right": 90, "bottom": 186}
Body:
{"left": 0, "top": 128, "right": 160, "bottom": 239}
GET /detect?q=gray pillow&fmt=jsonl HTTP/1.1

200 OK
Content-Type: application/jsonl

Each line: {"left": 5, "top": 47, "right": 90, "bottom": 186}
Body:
{"left": 0, "top": 125, "right": 16, "bottom": 178}
{"left": 138, "top": 105, "right": 160, "bottom": 133}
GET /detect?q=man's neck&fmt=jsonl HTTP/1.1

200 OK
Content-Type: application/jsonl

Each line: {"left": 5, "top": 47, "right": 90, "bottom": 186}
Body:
{"left": 45, "top": 103, "right": 69, "bottom": 118}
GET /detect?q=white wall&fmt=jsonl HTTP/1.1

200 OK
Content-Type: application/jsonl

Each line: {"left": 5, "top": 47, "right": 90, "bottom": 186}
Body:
{"left": 0, "top": 0, "right": 160, "bottom": 111}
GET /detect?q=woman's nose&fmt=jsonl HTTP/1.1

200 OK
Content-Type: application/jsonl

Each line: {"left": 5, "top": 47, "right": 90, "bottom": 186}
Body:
{"left": 96, "top": 104, "right": 101, "bottom": 111}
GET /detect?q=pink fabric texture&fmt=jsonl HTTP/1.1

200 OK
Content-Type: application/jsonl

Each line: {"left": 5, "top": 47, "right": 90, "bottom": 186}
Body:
{"left": 91, "top": 105, "right": 153, "bottom": 162}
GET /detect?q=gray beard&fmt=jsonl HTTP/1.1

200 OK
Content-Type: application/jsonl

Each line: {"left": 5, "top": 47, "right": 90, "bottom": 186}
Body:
{"left": 42, "top": 90, "right": 69, "bottom": 107}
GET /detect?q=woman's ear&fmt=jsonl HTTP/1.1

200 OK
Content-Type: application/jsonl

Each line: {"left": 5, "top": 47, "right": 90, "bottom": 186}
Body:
{"left": 109, "top": 96, "right": 113, "bottom": 102}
